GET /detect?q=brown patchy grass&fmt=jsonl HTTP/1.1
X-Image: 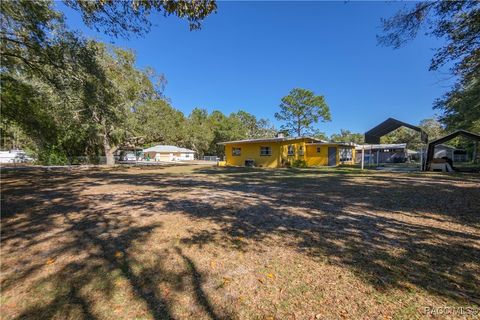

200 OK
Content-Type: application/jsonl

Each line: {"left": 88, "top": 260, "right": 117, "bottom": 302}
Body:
{"left": 1, "top": 165, "right": 479, "bottom": 320}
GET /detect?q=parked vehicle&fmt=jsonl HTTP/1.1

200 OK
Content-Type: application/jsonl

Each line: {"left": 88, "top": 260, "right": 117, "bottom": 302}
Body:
{"left": 123, "top": 153, "right": 137, "bottom": 161}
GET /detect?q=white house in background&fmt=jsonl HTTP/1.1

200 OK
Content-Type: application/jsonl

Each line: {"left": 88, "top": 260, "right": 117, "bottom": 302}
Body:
{"left": 142, "top": 145, "right": 195, "bottom": 162}
{"left": 0, "top": 150, "right": 34, "bottom": 163}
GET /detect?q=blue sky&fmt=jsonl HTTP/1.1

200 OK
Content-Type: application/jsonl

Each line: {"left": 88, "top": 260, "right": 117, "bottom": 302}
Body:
{"left": 59, "top": 1, "right": 453, "bottom": 136}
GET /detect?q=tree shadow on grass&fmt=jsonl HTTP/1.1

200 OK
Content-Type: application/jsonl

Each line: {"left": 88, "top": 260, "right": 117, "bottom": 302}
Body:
{"left": 165, "top": 198, "right": 480, "bottom": 306}
{"left": 133, "top": 167, "right": 478, "bottom": 306}
{"left": 27, "top": 166, "right": 476, "bottom": 306}
{"left": 1, "top": 166, "right": 479, "bottom": 319}
{"left": 175, "top": 247, "right": 226, "bottom": 320}
{"left": 1, "top": 170, "right": 226, "bottom": 320}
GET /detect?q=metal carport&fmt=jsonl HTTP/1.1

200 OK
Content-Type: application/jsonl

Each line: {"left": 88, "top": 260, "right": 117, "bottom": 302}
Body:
{"left": 364, "top": 118, "right": 428, "bottom": 144}
{"left": 425, "top": 130, "right": 480, "bottom": 171}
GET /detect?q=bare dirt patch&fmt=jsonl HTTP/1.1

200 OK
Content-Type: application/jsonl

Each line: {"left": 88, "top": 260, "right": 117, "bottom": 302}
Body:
{"left": 1, "top": 165, "right": 479, "bottom": 319}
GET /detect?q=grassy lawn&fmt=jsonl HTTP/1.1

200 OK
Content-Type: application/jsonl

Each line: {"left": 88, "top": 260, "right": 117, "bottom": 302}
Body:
{"left": 1, "top": 165, "right": 479, "bottom": 319}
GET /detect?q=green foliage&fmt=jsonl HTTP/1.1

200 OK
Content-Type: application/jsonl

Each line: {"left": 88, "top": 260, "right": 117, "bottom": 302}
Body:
{"left": 418, "top": 118, "right": 445, "bottom": 141}
{"left": 291, "top": 159, "right": 308, "bottom": 168}
{"left": 36, "top": 147, "right": 69, "bottom": 166}
{"left": 64, "top": 0, "right": 217, "bottom": 37}
{"left": 134, "top": 99, "right": 186, "bottom": 145}
{"left": 207, "top": 111, "right": 240, "bottom": 156}
{"left": 79, "top": 42, "right": 161, "bottom": 164}
{"left": 330, "top": 129, "right": 364, "bottom": 144}
{"left": 231, "top": 111, "right": 276, "bottom": 139}
{"left": 183, "top": 108, "right": 215, "bottom": 158}
{"left": 275, "top": 88, "right": 331, "bottom": 137}
{"left": 435, "top": 77, "right": 480, "bottom": 133}
{"left": 0, "top": 122, "right": 35, "bottom": 152}
{"left": 381, "top": 127, "right": 421, "bottom": 149}
{"left": 0, "top": 0, "right": 216, "bottom": 165}
{"left": 378, "top": 1, "right": 480, "bottom": 132}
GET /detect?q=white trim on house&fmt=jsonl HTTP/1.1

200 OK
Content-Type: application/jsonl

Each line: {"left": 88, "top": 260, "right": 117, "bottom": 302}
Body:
{"left": 355, "top": 143, "right": 407, "bottom": 150}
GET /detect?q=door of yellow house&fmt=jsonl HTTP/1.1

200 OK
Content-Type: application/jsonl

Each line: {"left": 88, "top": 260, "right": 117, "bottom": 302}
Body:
{"left": 328, "top": 147, "right": 337, "bottom": 166}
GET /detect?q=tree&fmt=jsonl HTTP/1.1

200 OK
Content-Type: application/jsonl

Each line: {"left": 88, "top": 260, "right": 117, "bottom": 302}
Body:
{"left": 275, "top": 88, "right": 331, "bottom": 137}
{"left": 1, "top": 0, "right": 217, "bottom": 164}
{"left": 418, "top": 118, "right": 445, "bottom": 141}
{"left": 0, "top": 0, "right": 217, "bottom": 72}
{"left": 65, "top": 0, "right": 217, "bottom": 38}
{"left": 0, "top": 71, "right": 100, "bottom": 164}
{"left": 231, "top": 111, "right": 276, "bottom": 139}
{"left": 80, "top": 42, "right": 160, "bottom": 165}
{"left": 184, "top": 108, "right": 214, "bottom": 158}
{"left": 134, "top": 99, "right": 186, "bottom": 146}
{"left": 381, "top": 127, "right": 421, "bottom": 149}
{"left": 378, "top": 1, "right": 480, "bottom": 132}
{"left": 435, "top": 77, "right": 480, "bottom": 133}
{"left": 255, "top": 118, "right": 277, "bottom": 138}
{"left": 0, "top": 0, "right": 99, "bottom": 165}
{"left": 330, "top": 129, "right": 364, "bottom": 144}
{"left": 312, "top": 130, "right": 329, "bottom": 141}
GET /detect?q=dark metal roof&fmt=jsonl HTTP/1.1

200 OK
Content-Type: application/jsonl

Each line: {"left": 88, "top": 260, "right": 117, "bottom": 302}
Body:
{"left": 427, "top": 129, "right": 480, "bottom": 146}
{"left": 364, "top": 118, "right": 428, "bottom": 144}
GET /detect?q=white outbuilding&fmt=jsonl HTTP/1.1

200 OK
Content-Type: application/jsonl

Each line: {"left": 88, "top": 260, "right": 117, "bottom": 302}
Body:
{"left": 142, "top": 145, "right": 195, "bottom": 162}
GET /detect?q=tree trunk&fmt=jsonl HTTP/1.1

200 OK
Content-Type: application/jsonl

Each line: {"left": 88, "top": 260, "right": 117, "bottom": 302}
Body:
{"left": 297, "top": 115, "right": 301, "bottom": 137}
{"left": 102, "top": 130, "right": 117, "bottom": 166}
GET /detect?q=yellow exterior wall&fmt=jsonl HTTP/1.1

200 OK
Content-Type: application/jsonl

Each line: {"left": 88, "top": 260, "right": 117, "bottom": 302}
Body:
{"left": 278, "top": 140, "right": 308, "bottom": 166}
{"left": 305, "top": 144, "right": 334, "bottom": 166}
{"left": 224, "top": 142, "right": 282, "bottom": 168}
{"left": 223, "top": 139, "right": 355, "bottom": 168}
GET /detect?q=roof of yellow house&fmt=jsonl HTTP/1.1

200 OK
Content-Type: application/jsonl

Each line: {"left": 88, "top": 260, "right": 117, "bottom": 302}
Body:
{"left": 307, "top": 142, "right": 356, "bottom": 147}
{"left": 218, "top": 136, "right": 326, "bottom": 145}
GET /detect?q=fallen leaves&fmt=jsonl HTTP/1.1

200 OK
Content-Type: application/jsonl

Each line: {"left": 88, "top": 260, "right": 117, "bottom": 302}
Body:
{"left": 163, "top": 287, "right": 170, "bottom": 297}
{"left": 216, "top": 277, "right": 232, "bottom": 289}
{"left": 258, "top": 272, "right": 276, "bottom": 284}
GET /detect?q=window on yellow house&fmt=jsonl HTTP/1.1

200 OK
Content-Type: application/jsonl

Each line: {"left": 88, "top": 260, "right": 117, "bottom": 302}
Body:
{"left": 298, "top": 146, "right": 304, "bottom": 156}
{"left": 260, "top": 146, "right": 272, "bottom": 156}
{"left": 339, "top": 148, "right": 353, "bottom": 162}
{"left": 316, "top": 147, "right": 321, "bottom": 153}
{"left": 287, "top": 145, "right": 294, "bottom": 156}
{"left": 232, "top": 147, "right": 241, "bottom": 156}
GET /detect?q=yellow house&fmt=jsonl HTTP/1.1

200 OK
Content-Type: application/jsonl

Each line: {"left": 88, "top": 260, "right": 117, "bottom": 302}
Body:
{"left": 218, "top": 136, "right": 355, "bottom": 168}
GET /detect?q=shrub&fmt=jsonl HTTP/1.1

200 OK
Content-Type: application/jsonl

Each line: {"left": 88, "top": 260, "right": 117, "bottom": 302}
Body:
{"left": 291, "top": 159, "right": 307, "bottom": 168}
{"left": 36, "top": 147, "right": 69, "bottom": 165}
